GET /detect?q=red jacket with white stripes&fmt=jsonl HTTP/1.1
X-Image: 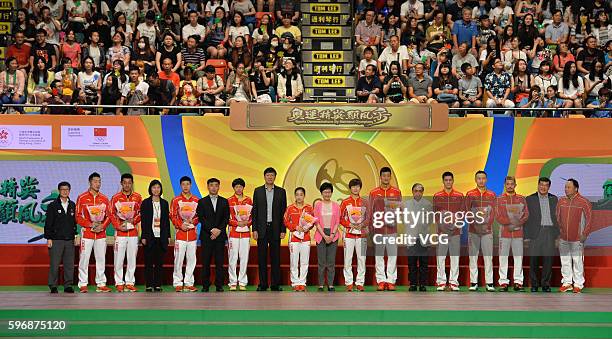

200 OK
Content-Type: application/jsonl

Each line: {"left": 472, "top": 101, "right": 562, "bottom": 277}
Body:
{"left": 340, "top": 196, "right": 367, "bottom": 239}
{"left": 465, "top": 188, "right": 497, "bottom": 234}
{"left": 432, "top": 189, "right": 464, "bottom": 236}
{"left": 284, "top": 203, "right": 314, "bottom": 242}
{"left": 228, "top": 195, "right": 253, "bottom": 239}
{"left": 496, "top": 193, "right": 529, "bottom": 238}
{"left": 556, "top": 193, "right": 592, "bottom": 242}
{"left": 75, "top": 190, "right": 111, "bottom": 240}
{"left": 110, "top": 191, "right": 143, "bottom": 237}
{"left": 368, "top": 186, "right": 402, "bottom": 234}
{"left": 170, "top": 193, "right": 200, "bottom": 242}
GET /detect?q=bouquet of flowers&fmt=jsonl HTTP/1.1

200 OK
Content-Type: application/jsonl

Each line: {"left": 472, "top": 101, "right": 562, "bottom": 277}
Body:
{"left": 233, "top": 204, "right": 252, "bottom": 233}
{"left": 472, "top": 206, "right": 492, "bottom": 234}
{"left": 87, "top": 204, "right": 106, "bottom": 231}
{"left": 294, "top": 211, "right": 317, "bottom": 240}
{"left": 115, "top": 201, "right": 136, "bottom": 230}
{"left": 178, "top": 201, "right": 198, "bottom": 229}
{"left": 347, "top": 205, "right": 366, "bottom": 235}
{"left": 437, "top": 210, "right": 456, "bottom": 234}
{"left": 384, "top": 198, "right": 402, "bottom": 227}
{"left": 506, "top": 203, "right": 524, "bottom": 231}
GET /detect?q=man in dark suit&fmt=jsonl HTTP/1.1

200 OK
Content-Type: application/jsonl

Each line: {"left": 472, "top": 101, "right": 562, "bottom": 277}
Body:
{"left": 252, "top": 167, "right": 287, "bottom": 291}
{"left": 524, "top": 177, "right": 559, "bottom": 292}
{"left": 197, "top": 178, "right": 230, "bottom": 292}
{"left": 44, "top": 181, "right": 77, "bottom": 294}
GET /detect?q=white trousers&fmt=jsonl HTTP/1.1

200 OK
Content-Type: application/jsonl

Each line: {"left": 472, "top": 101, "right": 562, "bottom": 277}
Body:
{"left": 469, "top": 233, "right": 494, "bottom": 285}
{"left": 78, "top": 237, "right": 107, "bottom": 287}
{"left": 228, "top": 237, "right": 250, "bottom": 287}
{"left": 173, "top": 240, "right": 197, "bottom": 287}
{"left": 374, "top": 234, "right": 397, "bottom": 284}
{"left": 498, "top": 237, "right": 524, "bottom": 285}
{"left": 114, "top": 236, "right": 139, "bottom": 286}
{"left": 289, "top": 241, "right": 310, "bottom": 286}
{"left": 436, "top": 234, "right": 460, "bottom": 286}
{"left": 343, "top": 237, "right": 366, "bottom": 286}
{"left": 559, "top": 240, "right": 585, "bottom": 288}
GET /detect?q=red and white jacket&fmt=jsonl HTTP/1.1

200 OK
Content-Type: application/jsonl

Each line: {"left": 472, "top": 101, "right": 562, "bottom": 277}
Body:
{"left": 110, "top": 191, "right": 143, "bottom": 237}
{"left": 75, "top": 190, "right": 111, "bottom": 240}
{"left": 465, "top": 188, "right": 497, "bottom": 234}
{"left": 495, "top": 193, "right": 529, "bottom": 238}
{"left": 340, "top": 196, "right": 367, "bottom": 239}
{"left": 228, "top": 195, "right": 253, "bottom": 239}
{"left": 368, "top": 185, "right": 402, "bottom": 234}
{"left": 432, "top": 189, "right": 464, "bottom": 236}
{"left": 284, "top": 203, "right": 314, "bottom": 243}
{"left": 556, "top": 193, "right": 592, "bottom": 242}
{"left": 170, "top": 193, "right": 200, "bottom": 242}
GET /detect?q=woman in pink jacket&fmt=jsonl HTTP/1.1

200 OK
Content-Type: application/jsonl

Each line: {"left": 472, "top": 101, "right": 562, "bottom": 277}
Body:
{"left": 314, "top": 182, "right": 341, "bottom": 291}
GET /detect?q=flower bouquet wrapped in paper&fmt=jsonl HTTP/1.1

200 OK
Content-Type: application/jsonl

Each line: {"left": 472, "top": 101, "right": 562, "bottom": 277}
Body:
{"left": 87, "top": 204, "right": 106, "bottom": 232}
{"left": 384, "top": 199, "right": 402, "bottom": 227}
{"left": 115, "top": 201, "right": 136, "bottom": 229}
{"left": 505, "top": 203, "right": 524, "bottom": 232}
{"left": 293, "top": 210, "right": 317, "bottom": 239}
{"left": 472, "top": 206, "right": 492, "bottom": 234}
{"left": 347, "top": 205, "right": 366, "bottom": 235}
{"left": 437, "top": 210, "right": 457, "bottom": 234}
{"left": 178, "top": 201, "right": 198, "bottom": 229}
{"left": 233, "top": 204, "right": 252, "bottom": 232}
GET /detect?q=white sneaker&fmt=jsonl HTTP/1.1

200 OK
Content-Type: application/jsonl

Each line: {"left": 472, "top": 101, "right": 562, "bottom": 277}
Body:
{"left": 486, "top": 284, "right": 495, "bottom": 292}
{"left": 449, "top": 284, "right": 460, "bottom": 291}
{"left": 468, "top": 283, "right": 478, "bottom": 291}
{"left": 436, "top": 284, "right": 446, "bottom": 291}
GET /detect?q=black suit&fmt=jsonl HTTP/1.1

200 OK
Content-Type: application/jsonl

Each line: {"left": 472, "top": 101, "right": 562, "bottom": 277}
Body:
{"left": 44, "top": 198, "right": 77, "bottom": 289}
{"left": 197, "top": 195, "right": 229, "bottom": 289}
{"left": 252, "top": 185, "right": 287, "bottom": 289}
{"left": 140, "top": 197, "right": 171, "bottom": 288}
{"left": 525, "top": 192, "right": 559, "bottom": 288}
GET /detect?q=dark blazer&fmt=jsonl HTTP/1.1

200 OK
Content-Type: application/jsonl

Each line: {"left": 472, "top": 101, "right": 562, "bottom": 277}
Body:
{"left": 525, "top": 192, "right": 559, "bottom": 240}
{"left": 44, "top": 198, "right": 77, "bottom": 240}
{"left": 196, "top": 195, "right": 230, "bottom": 242}
{"left": 252, "top": 185, "right": 287, "bottom": 238}
{"left": 140, "top": 197, "right": 171, "bottom": 249}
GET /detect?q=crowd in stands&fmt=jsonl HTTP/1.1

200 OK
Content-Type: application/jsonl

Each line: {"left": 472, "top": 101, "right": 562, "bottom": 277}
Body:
{"left": 353, "top": 0, "right": 612, "bottom": 116}
{"left": 0, "top": 0, "right": 610, "bottom": 116}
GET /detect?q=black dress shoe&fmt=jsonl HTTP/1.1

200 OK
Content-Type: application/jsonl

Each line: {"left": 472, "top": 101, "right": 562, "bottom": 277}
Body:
{"left": 270, "top": 286, "right": 283, "bottom": 291}
{"left": 408, "top": 285, "right": 418, "bottom": 292}
{"left": 542, "top": 286, "right": 552, "bottom": 292}
{"left": 145, "top": 287, "right": 154, "bottom": 292}
{"left": 50, "top": 287, "right": 58, "bottom": 294}
{"left": 531, "top": 287, "right": 539, "bottom": 292}
{"left": 154, "top": 287, "right": 163, "bottom": 292}
{"left": 201, "top": 287, "right": 210, "bottom": 292}
{"left": 216, "top": 287, "right": 224, "bottom": 292}
{"left": 419, "top": 286, "right": 427, "bottom": 292}
{"left": 327, "top": 286, "right": 335, "bottom": 292}
{"left": 64, "top": 287, "right": 74, "bottom": 293}
{"left": 256, "top": 286, "right": 268, "bottom": 291}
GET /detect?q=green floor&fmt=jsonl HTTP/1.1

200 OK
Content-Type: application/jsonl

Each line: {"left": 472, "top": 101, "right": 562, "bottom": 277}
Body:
{"left": 1, "top": 286, "right": 611, "bottom": 337}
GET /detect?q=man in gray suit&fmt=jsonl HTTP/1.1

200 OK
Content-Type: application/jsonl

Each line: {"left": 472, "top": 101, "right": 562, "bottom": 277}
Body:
{"left": 524, "top": 177, "right": 559, "bottom": 292}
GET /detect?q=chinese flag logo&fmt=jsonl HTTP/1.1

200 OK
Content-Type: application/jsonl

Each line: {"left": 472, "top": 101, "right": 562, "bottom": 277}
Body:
{"left": 94, "top": 128, "right": 107, "bottom": 137}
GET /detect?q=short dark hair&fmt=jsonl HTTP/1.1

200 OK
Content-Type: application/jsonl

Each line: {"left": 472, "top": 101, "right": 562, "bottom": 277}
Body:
{"left": 188, "top": 34, "right": 200, "bottom": 43}
{"left": 264, "top": 167, "right": 277, "bottom": 176}
{"left": 180, "top": 176, "right": 192, "bottom": 184}
{"left": 232, "top": 178, "right": 246, "bottom": 188}
{"left": 319, "top": 182, "right": 333, "bottom": 193}
{"left": 58, "top": 181, "right": 71, "bottom": 190}
{"left": 411, "top": 183, "right": 424, "bottom": 191}
{"left": 88, "top": 172, "right": 101, "bottom": 182}
{"left": 442, "top": 171, "right": 454, "bottom": 180}
{"left": 121, "top": 173, "right": 133, "bottom": 182}
{"left": 349, "top": 178, "right": 362, "bottom": 189}
{"left": 295, "top": 187, "right": 306, "bottom": 195}
{"left": 379, "top": 167, "right": 392, "bottom": 176}
{"left": 475, "top": 170, "right": 487, "bottom": 177}
{"left": 188, "top": 9, "right": 198, "bottom": 16}
{"left": 207, "top": 177, "right": 220, "bottom": 185}
{"left": 129, "top": 65, "right": 140, "bottom": 73}
{"left": 567, "top": 178, "right": 579, "bottom": 189}
{"left": 204, "top": 65, "right": 216, "bottom": 73}
{"left": 36, "top": 28, "right": 47, "bottom": 36}
{"left": 461, "top": 62, "right": 472, "bottom": 73}
{"left": 148, "top": 179, "right": 163, "bottom": 196}
{"left": 538, "top": 177, "right": 551, "bottom": 185}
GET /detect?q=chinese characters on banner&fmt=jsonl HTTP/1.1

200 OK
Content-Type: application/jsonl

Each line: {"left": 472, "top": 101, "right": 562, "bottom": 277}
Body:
{"left": 0, "top": 176, "right": 53, "bottom": 225}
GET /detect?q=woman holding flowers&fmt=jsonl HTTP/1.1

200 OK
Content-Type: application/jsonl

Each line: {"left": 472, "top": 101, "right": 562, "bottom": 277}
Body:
{"left": 227, "top": 178, "right": 253, "bottom": 291}
{"left": 283, "top": 187, "right": 315, "bottom": 291}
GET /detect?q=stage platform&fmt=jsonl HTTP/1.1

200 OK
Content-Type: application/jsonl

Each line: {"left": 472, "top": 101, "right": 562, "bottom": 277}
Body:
{"left": 1, "top": 286, "right": 611, "bottom": 337}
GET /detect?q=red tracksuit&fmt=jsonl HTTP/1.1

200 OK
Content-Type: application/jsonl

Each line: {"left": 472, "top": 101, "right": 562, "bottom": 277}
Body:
{"left": 556, "top": 193, "right": 592, "bottom": 242}
{"left": 368, "top": 186, "right": 402, "bottom": 234}
{"left": 170, "top": 193, "right": 200, "bottom": 242}
{"left": 432, "top": 189, "right": 464, "bottom": 236}
{"left": 340, "top": 196, "right": 367, "bottom": 239}
{"left": 228, "top": 195, "right": 253, "bottom": 238}
{"left": 110, "top": 191, "right": 143, "bottom": 237}
{"left": 75, "top": 190, "right": 112, "bottom": 240}
{"left": 496, "top": 193, "right": 529, "bottom": 238}
{"left": 284, "top": 203, "right": 315, "bottom": 242}
{"left": 465, "top": 188, "right": 497, "bottom": 234}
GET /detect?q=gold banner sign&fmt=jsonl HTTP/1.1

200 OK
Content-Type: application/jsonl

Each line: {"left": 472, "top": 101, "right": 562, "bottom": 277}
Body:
{"left": 230, "top": 102, "right": 449, "bottom": 131}
{"left": 312, "top": 76, "right": 347, "bottom": 87}
{"left": 309, "top": 3, "right": 341, "bottom": 13}
{"left": 0, "top": 21, "right": 10, "bottom": 34}
{"left": 309, "top": 26, "right": 341, "bottom": 37}
{"left": 0, "top": 0, "right": 14, "bottom": 10}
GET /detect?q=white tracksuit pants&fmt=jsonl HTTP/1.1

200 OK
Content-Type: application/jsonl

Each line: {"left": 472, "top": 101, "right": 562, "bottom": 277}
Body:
{"left": 114, "top": 236, "right": 139, "bottom": 286}
{"left": 343, "top": 237, "right": 366, "bottom": 286}
{"left": 374, "top": 233, "right": 397, "bottom": 284}
{"left": 559, "top": 240, "right": 585, "bottom": 288}
{"left": 498, "top": 237, "right": 524, "bottom": 285}
{"left": 173, "top": 240, "right": 197, "bottom": 287}
{"left": 436, "top": 234, "right": 460, "bottom": 286}
{"left": 228, "top": 237, "right": 250, "bottom": 287}
{"left": 78, "top": 237, "right": 107, "bottom": 287}
{"left": 469, "top": 233, "right": 494, "bottom": 285}
{"left": 289, "top": 241, "right": 310, "bottom": 286}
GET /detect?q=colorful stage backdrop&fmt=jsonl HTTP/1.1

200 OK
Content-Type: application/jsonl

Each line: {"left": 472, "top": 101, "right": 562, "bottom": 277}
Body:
{"left": 0, "top": 116, "right": 611, "bottom": 248}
